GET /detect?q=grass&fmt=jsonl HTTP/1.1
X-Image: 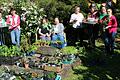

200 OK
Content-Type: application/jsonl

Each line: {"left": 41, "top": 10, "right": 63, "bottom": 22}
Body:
{"left": 63, "top": 40, "right": 120, "bottom": 80}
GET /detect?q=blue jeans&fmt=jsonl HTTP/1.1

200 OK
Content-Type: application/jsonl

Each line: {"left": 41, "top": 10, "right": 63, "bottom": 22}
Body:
{"left": 103, "top": 30, "right": 117, "bottom": 53}
{"left": 10, "top": 29, "right": 20, "bottom": 46}
{"left": 51, "top": 34, "right": 64, "bottom": 48}
{"left": 0, "top": 34, "right": 3, "bottom": 45}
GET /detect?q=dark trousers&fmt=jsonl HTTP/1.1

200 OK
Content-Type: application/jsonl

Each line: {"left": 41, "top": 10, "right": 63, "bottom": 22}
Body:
{"left": 0, "top": 28, "right": 5, "bottom": 45}
{"left": 103, "top": 30, "right": 117, "bottom": 53}
{"left": 72, "top": 28, "right": 84, "bottom": 46}
{"left": 88, "top": 24, "right": 99, "bottom": 47}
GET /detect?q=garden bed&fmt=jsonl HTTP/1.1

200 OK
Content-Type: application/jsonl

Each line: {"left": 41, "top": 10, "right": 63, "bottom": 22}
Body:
{"left": 44, "top": 64, "right": 63, "bottom": 73}
{"left": 36, "top": 46, "right": 59, "bottom": 56}
{"left": 0, "top": 56, "right": 21, "bottom": 65}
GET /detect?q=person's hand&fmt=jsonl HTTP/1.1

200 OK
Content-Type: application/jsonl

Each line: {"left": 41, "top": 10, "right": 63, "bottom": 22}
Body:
{"left": 41, "top": 34, "right": 46, "bottom": 37}
{"left": 47, "top": 35, "right": 51, "bottom": 38}
{"left": 105, "top": 26, "right": 111, "bottom": 29}
{"left": 46, "top": 33, "right": 49, "bottom": 36}
{"left": 9, "top": 25, "right": 14, "bottom": 29}
{"left": 9, "top": 26, "right": 12, "bottom": 29}
{"left": 95, "top": 19, "right": 98, "bottom": 23}
{"left": 73, "top": 19, "right": 77, "bottom": 23}
{"left": 13, "top": 25, "right": 16, "bottom": 27}
{"left": 99, "top": 20, "right": 103, "bottom": 23}
{"left": 13, "top": 25, "right": 17, "bottom": 27}
{"left": 52, "top": 31, "right": 55, "bottom": 35}
{"left": 83, "top": 19, "right": 86, "bottom": 23}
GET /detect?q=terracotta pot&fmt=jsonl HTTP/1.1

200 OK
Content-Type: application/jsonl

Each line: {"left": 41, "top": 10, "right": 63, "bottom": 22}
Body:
{"left": 24, "top": 63, "right": 29, "bottom": 69}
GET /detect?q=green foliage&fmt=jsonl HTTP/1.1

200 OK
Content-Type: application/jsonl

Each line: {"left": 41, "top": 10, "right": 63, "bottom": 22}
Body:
{"left": 36, "top": 0, "right": 88, "bottom": 25}
{"left": 20, "top": 35, "right": 29, "bottom": 53}
{"left": 1, "top": 0, "right": 120, "bottom": 35}
{"left": 115, "top": 0, "right": 120, "bottom": 9}
{"left": 27, "top": 45, "right": 38, "bottom": 53}
{"left": 0, "top": 45, "right": 22, "bottom": 57}
{"left": 78, "top": 47, "right": 86, "bottom": 55}
{"left": 20, "top": 35, "right": 38, "bottom": 53}
{"left": 61, "top": 46, "right": 78, "bottom": 55}
{"left": 45, "top": 71, "right": 56, "bottom": 79}
{"left": 0, "top": 0, "right": 45, "bottom": 35}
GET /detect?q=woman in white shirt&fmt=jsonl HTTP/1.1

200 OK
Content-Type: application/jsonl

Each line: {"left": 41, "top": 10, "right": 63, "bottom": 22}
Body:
{"left": 70, "top": 6, "right": 84, "bottom": 46}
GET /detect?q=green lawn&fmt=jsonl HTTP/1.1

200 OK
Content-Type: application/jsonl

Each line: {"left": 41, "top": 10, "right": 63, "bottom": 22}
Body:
{"left": 63, "top": 40, "right": 120, "bottom": 80}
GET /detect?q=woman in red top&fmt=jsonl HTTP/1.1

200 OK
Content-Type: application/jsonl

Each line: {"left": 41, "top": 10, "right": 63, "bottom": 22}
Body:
{"left": 6, "top": 8, "right": 21, "bottom": 46}
{"left": 104, "top": 8, "right": 117, "bottom": 54}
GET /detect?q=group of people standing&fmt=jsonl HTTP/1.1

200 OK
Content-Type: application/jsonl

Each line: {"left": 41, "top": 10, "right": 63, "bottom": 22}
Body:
{"left": 38, "top": 4, "right": 118, "bottom": 54}
{"left": 0, "top": 8, "right": 65, "bottom": 48}
{"left": 100, "top": 6, "right": 117, "bottom": 54}
{"left": 0, "top": 4, "right": 118, "bottom": 54}
{"left": 69, "top": 5, "right": 117, "bottom": 54}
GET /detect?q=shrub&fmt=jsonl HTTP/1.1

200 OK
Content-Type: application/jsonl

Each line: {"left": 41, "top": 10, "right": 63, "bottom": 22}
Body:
{"left": 0, "top": 45, "right": 22, "bottom": 57}
{"left": 61, "top": 46, "right": 78, "bottom": 55}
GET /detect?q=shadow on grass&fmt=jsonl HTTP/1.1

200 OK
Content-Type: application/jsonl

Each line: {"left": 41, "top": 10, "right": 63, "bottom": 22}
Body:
{"left": 73, "top": 45, "right": 120, "bottom": 80}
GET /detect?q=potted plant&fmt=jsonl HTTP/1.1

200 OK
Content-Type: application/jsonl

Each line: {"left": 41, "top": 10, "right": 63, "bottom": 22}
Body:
{"left": 61, "top": 46, "right": 78, "bottom": 55}
{"left": 22, "top": 57, "right": 31, "bottom": 69}
{"left": 20, "top": 35, "right": 38, "bottom": 56}
{"left": 45, "top": 40, "right": 51, "bottom": 47}
{"left": 39, "top": 40, "right": 46, "bottom": 46}
{"left": 24, "top": 59, "right": 29, "bottom": 69}
{"left": 44, "top": 71, "right": 56, "bottom": 80}
{"left": 33, "top": 40, "right": 41, "bottom": 46}
{"left": 51, "top": 40, "right": 64, "bottom": 49}
{"left": 60, "top": 46, "right": 78, "bottom": 64}
{"left": 27, "top": 45, "right": 38, "bottom": 56}
{"left": 33, "top": 40, "right": 51, "bottom": 47}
